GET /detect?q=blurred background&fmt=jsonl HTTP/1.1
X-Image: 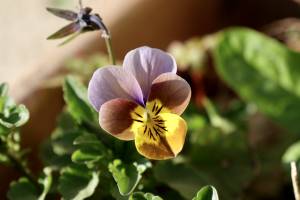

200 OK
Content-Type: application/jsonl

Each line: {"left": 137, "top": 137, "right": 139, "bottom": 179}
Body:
{"left": 2, "top": 0, "right": 300, "bottom": 199}
{"left": 2, "top": 0, "right": 300, "bottom": 99}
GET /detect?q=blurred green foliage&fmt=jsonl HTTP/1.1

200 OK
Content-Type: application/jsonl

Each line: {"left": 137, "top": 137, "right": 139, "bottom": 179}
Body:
{"left": 7, "top": 177, "right": 39, "bottom": 200}
{"left": 65, "top": 54, "right": 109, "bottom": 82}
{"left": 63, "top": 75, "right": 98, "bottom": 124}
{"left": 0, "top": 83, "right": 29, "bottom": 164}
{"left": 214, "top": 27, "right": 300, "bottom": 133}
{"left": 49, "top": 0, "right": 73, "bottom": 7}
{"left": 58, "top": 164, "right": 99, "bottom": 200}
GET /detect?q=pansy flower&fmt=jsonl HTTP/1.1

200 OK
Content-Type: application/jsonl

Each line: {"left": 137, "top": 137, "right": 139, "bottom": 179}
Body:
{"left": 88, "top": 46, "right": 191, "bottom": 160}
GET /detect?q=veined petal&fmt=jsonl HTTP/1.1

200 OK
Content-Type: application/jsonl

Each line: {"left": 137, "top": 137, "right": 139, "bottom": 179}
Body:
{"left": 123, "top": 46, "right": 177, "bottom": 99}
{"left": 148, "top": 73, "right": 191, "bottom": 115}
{"left": 133, "top": 112, "right": 187, "bottom": 160}
{"left": 99, "top": 98, "right": 139, "bottom": 141}
{"left": 88, "top": 66, "right": 144, "bottom": 111}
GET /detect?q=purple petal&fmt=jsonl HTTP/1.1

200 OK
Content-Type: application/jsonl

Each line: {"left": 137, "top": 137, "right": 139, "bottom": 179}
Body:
{"left": 88, "top": 66, "right": 144, "bottom": 111}
{"left": 123, "top": 46, "right": 177, "bottom": 100}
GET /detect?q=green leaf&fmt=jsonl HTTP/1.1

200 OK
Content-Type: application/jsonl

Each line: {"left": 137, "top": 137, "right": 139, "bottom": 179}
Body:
{"left": 109, "top": 159, "right": 152, "bottom": 196}
{"left": 73, "top": 133, "right": 102, "bottom": 146}
{"left": 282, "top": 140, "right": 300, "bottom": 163}
{"left": 192, "top": 186, "right": 219, "bottom": 200}
{"left": 51, "top": 129, "right": 81, "bottom": 156}
{"left": 63, "top": 75, "right": 97, "bottom": 124}
{"left": 179, "top": 120, "right": 251, "bottom": 200}
{"left": 130, "top": 192, "right": 163, "bottom": 200}
{"left": 7, "top": 170, "right": 53, "bottom": 200}
{"left": 0, "top": 104, "right": 29, "bottom": 130}
{"left": 189, "top": 125, "right": 249, "bottom": 165}
{"left": 214, "top": 27, "right": 300, "bottom": 132}
{"left": 58, "top": 164, "right": 100, "bottom": 200}
{"left": 0, "top": 152, "right": 10, "bottom": 164}
{"left": 57, "top": 112, "right": 78, "bottom": 131}
{"left": 7, "top": 105, "right": 29, "bottom": 127}
{"left": 40, "top": 139, "right": 72, "bottom": 170}
{"left": 7, "top": 177, "right": 39, "bottom": 200}
{"left": 154, "top": 159, "right": 250, "bottom": 200}
{"left": 72, "top": 147, "right": 104, "bottom": 164}
{"left": 0, "top": 83, "right": 29, "bottom": 132}
{"left": 154, "top": 162, "right": 207, "bottom": 199}
{"left": 72, "top": 133, "right": 108, "bottom": 166}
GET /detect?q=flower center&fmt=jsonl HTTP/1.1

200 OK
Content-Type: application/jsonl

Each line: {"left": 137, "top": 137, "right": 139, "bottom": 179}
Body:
{"left": 131, "top": 99, "right": 169, "bottom": 142}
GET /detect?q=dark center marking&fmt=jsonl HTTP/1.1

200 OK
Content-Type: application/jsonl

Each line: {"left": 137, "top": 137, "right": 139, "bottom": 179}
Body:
{"left": 156, "top": 124, "right": 167, "bottom": 131}
{"left": 133, "top": 119, "right": 143, "bottom": 123}
{"left": 142, "top": 119, "right": 167, "bottom": 141}
{"left": 152, "top": 102, "right": 156, "bottom": 112}
{"left": 134, "top": 112, "right": 143, "bottom": 118}
{"left": 143, "top": 125, "right": 148, "bottom": 134}
{"left": 135, "top": 100, "right": 168, "bottom": 141}
{"left": 155, "top": 105, "right": 163, "bottom": 115}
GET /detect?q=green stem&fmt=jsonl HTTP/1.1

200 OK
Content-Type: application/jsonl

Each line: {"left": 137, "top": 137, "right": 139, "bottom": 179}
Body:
{"left": 104, "top": 35, "right": 116, "bottom": 65}
{"left": 7, "top": 151, "right": 40, "bottom": 189}
{"left": 203, "top": 97, "right": 236, "bottom": 134}
{"left": 202, "top": 98, "right": 219, "bottom": 121}
{"left": 291, "top": 161, "right": 300, "bottom": 200}
{"left": 91, "top": 15, "right": 116, "bottom": 65}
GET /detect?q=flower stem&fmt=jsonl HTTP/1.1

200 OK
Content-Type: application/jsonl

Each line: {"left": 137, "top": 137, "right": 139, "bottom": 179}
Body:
{"left": 104, "top": 35, "right": 116, "bottom": 65}
{"left": 89, "top": 15, "right": 116, "bottom": 65}
{"left": 291, "top": 161, "right": 300, "bottom": 200}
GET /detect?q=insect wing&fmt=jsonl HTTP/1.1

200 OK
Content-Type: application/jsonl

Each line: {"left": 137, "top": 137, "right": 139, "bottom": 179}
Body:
{"left": 46, "top": 7, "right": 77, "bottom": 21}
{"left": 47, "top": 22, "right": 81, "bottom": 39}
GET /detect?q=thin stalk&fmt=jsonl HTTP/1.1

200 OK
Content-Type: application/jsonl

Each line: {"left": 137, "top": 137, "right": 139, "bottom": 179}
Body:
{"left": 104, "top": 35, "right": 116, "bottom": 65}
{"left": 202, "top": 97, "right": 236, "bottom": 134}
{"left": 89, "top": 15, "right": 116, "bottom": 65}
{"left": 291, "top": 161, "right": 300, "bottom": 200}
{"left": 7, "top": 151, "right": 40, "bottom": 189}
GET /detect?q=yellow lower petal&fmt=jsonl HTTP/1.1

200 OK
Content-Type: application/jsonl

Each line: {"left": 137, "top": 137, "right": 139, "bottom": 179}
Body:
{"left": 159, "top": 113, "right": 187, "bottom": 156}
{"left": 130, "top": 100, "right": 187, "bottom": 160}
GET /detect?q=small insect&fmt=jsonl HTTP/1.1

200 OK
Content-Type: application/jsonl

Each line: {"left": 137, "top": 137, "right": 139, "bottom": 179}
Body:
{"left": 47, "top": 0, "right": 109, "bottom": 45}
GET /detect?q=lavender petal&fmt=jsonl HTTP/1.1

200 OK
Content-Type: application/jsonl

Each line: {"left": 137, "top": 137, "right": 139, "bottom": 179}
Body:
{"left": 88, "top": 66, "right": 144, "bottom": 111}
{"left": 123, "top": 46, "right": 177, "bottom": 100}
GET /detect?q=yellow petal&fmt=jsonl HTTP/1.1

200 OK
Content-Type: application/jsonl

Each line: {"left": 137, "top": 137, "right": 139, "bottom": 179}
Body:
{"left": 161, "top": 113, "right": 187, "bottom": 155}
{"left": 134, "top": 112, "right": 187, "bottom": 160}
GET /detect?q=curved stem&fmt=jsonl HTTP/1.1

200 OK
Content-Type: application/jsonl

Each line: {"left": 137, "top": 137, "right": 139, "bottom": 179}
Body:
{"left": 7, "top": 151, "right": 40, "bottom": 189}
{"left": 89, "top": 15, "right": 116, "bottom": 65}
{"left": 203, "top": 97, "right": 236, "bottom": 134}
{"left": 104, "top": 35, "right": 116, "bottom": 65}
{"left": 79, "top": 0, "right": 83, "bottom": 9}
{"left": 291, "top": 161, "right": 300, "bottom": 200}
